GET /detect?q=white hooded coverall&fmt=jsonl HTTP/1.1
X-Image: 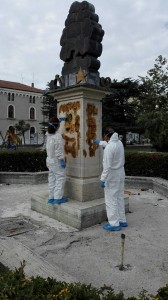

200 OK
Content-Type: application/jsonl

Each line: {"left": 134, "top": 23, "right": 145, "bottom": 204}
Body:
{"left": 100, "top": 132, "right": 126, "bottom": 227}
{"left": 46, "top": 132, "right": 65, "bottom": 200}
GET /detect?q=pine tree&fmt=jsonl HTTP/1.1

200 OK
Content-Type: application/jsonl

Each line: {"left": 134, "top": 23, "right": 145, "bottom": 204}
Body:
{"left": 102, "top": 78, "right": 142, "bottom": 145}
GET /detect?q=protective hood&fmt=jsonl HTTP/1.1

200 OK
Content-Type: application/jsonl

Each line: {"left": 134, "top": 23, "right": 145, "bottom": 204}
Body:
{"left": 100, "top": 131, "right": 125, "bottom": 182}
{"left": 109, "top": 132, "right": 119, "bottom": 142}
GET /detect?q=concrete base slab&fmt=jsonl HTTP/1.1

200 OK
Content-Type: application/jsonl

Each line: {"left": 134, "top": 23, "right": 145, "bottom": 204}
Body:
{"left": 1, "top": 182, "right": 168, "bottom": 297}
{"left": 31, "top": 190, "right": 129, "bottom": 230}
{"left": 125, "top": 176, "right": 168, "bottom": 197}
{"left": 0, "top": 236, "right": 76, "bottom": 283}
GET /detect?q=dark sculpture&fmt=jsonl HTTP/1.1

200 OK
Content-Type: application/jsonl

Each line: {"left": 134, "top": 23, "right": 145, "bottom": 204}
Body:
{"left": 60, "top": 1, "right": 104, "bottom": 87}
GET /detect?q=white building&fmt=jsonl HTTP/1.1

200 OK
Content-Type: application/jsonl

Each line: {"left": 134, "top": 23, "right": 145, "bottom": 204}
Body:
{"left": 0, "top": 80, "right": 45, "bottom": 145}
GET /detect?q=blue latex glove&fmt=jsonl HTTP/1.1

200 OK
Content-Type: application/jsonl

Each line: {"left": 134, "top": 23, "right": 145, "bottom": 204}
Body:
{"left": 60, "top": 159, "right": 66, "bottom": 168}
{"left": 93, "top": 140, "right": 100, "bottom": 145}
{"left": 58, "top": 117, "right": 66, "bottom": 122}
{"left": 99, "top": 180, "right": 105, "bottom": 188}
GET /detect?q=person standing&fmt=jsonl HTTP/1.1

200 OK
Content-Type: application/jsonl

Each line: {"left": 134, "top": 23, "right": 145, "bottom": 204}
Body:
{"left": 46, "top": 117, "right": 68, "bottom": 205}
{"left": 99, "top": 131, "right": 128, "bottom": 231}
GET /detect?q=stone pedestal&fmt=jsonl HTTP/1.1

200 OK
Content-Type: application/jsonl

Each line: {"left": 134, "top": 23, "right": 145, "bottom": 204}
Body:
{"left": 55, "top": 84, "right": 109, "bottom": 202}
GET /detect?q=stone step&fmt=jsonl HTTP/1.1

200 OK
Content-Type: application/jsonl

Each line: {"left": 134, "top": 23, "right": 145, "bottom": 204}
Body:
{"left": 31, "top": 191, "right": 129, "bottom": 230}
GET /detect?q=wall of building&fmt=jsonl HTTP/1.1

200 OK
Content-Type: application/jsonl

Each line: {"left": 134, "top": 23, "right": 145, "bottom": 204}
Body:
{"left": 0, "top": 85, "right": 45, "bottom": 145}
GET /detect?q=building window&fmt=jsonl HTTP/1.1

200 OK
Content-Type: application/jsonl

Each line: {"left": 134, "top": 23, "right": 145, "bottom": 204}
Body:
{"left": 8, "top": 105, "right": 14, "bottom": 118}
{"left": 30, "top": 126, "right": 35, "bottom": 135}
{"left": 30, "top": 126, "right": 35, "bottom": 137}
{"left": 12, "top": 93, "right": 15, "bottom": 101}
{"left": 7, "top": 93, "right": 14, "bottom": 101}
{"left": 30, "top": 107, "right": 35, "bottom": 119}
{"left": 29, "top": 95, "right": 35, "bottom": 103}
{"left": 30, "top": 127, "right": 36, "bottom": 144}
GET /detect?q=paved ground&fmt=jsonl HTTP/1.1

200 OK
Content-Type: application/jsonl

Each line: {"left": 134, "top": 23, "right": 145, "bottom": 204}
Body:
{"left": 0, "top": 182, "right": 168, "bottom": 298}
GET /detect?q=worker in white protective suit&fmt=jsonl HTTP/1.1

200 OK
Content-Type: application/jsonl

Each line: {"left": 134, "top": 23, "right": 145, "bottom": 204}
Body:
{"left": 99, "top": 131, "right": 128, "bottom": 231}
{"left": 46, "top": 117, "right": 68, "bottom": 205}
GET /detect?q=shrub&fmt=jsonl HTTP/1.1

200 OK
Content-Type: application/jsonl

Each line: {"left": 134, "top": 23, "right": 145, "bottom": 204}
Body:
{"left": 0, "top": 150, "right": 47, "bottom": 172}
{"left": 125, "top": 151, "right": 168, "bottom": 180}
{"left": 156, "top": 284, "right": 168, "bottom": 300}
{"left": 0, "top": 262, "right": 168, "bottom": 299}
{"left": 0, "top": 150, "right": 168, "bottom": 180}
{"left": 0, "top": 262, "right": 126, "bottom": 300}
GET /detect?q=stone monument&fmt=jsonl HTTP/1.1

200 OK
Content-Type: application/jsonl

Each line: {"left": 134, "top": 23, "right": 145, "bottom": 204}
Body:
{"left": 31, "top": 1, "right": 129, "bottom": 229}
{"left": 55, "top": 1, "right": 108, "bottom": 205}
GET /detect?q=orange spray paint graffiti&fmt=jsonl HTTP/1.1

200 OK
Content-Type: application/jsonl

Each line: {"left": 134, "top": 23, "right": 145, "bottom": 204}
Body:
{"left": 85, "top": 103, "right": 98, "bottom": 157}
{"left": 59, "top": 101, "right": 81, "bottom": 158}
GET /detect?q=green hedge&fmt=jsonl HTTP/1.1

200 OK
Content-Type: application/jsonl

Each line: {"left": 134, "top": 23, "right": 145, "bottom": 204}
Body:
{"left": 0, "top": 150, "right": 168, "bottom": 180}
{"left": 125, "top": 152, "right": 168, "bottom": 180}
{"left": 0, "top": 263, "right": 168, "bottom": 299}
{"left": 0, "top": 150, "right": 47, "bottom": 172}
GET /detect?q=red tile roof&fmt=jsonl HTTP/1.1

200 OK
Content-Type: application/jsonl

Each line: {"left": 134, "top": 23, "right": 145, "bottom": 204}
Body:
{"left": 0, "top": 80, "right": 43, "bottom": 93}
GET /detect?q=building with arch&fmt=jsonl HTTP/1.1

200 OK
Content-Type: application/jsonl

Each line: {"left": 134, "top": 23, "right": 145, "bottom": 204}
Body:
{"left": 0, "top": 80, "right": 44, "bottom": 145}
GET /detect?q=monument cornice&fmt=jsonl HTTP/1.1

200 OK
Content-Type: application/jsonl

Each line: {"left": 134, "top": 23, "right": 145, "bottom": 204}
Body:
{"left": 48, "top": 84, "right": 110, "bottom": 101}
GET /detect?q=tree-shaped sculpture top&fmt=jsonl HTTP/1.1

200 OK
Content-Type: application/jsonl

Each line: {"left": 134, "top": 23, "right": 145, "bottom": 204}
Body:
{"left": 60, "top": 1, "right": 104, "bottom": 87}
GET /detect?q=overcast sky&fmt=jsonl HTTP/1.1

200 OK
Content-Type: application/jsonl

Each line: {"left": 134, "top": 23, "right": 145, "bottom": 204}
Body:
{"left": 0, "top": 0, "right": 168, "bottom": 89}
